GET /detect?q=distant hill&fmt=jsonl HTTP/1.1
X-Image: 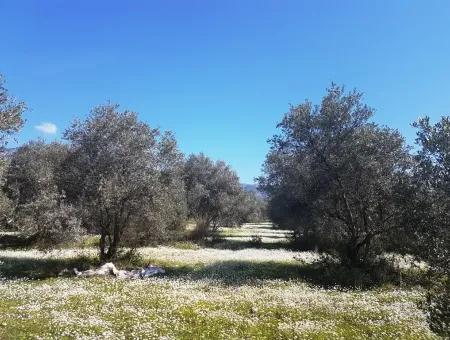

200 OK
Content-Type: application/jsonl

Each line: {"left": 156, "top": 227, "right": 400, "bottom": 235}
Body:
{"left": 241, "top": 183, "right": 265, "bottom": 198}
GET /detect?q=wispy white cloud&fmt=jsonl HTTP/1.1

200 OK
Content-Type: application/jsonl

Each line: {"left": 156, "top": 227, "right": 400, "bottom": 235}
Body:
{"left": 35, "top": 122, "right": 57, "bottom": 135}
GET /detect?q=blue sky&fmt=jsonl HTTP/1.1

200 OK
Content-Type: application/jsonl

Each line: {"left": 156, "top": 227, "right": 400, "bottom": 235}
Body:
{"left": 1, "top": 0, "right": 450, "bottom": 183}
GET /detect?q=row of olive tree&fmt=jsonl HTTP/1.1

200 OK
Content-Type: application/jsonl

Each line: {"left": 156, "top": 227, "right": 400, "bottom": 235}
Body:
{"left": 409, "top": 117, "right": 449, "bottom": 335}
{"left": 0, "top": 75, "right": 265, "bottom": 260}
{"left": 0, "top": 75, "right": 26, "bottom": 229}
{"left": 258, "top": 85, "right": 448, "bottom": 267}
{"left": 258, "top": 85, "right": 449, "bottom": 335}
{"left": 258, "top": 85, "right": 412, "bottom": 265}
{"left": 184, "top": 154, "right": 265, "bottom": 238}
{"left": 3, "top": 105, "right": 189, "bottom": 260}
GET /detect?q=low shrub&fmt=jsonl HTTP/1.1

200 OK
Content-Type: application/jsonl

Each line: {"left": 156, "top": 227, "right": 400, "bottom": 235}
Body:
{"left": 250, "top": 234, "right": 263, "bottom": 248}
{"left": 423, "top": 277, "right": 450, "bottom": 337}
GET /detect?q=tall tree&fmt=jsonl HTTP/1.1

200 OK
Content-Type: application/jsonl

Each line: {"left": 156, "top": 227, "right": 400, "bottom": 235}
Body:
{"left": 410, "top": 116, "right": 450, "bottom": 336}
{"left": 6, "top": 141, "right": 69, "bottom": 205}
{"left": 184, "top": 153, "right": 242, "bottom": 237}
{"left": 63, "top": 104, "right": 186, "bottom": 260}
{"left": 0, "top": 74, "right": 26, "bottom": 229}
{"left": 121, "top": 131, "right": 188, "bottom": 246}
{"left": 259, "top": 85, "right": 411, "bottom": 265}
{"left": 0, "top": 75, "right": 26, "bottom": 149}
{"left": 220, "top": 190, "right": 267, "bottom": 227}
{"left": 411, "top": 116, "right": 450, "bottom": 273}
{"left": 5, "top": 141, "right": 81, "bottom": 246}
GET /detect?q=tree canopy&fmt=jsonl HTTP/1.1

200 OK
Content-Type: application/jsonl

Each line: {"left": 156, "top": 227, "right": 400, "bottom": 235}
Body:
{"left": 62, "top": 104, "right": 187, "bottom": 260}
{"left": 0, "top": 74, "right": 26, "bottom": 230}
{"left": 0, "top": 75, "right": 26, "bottom": 149}
{"left": 259, "top": 85, "right": 411, "bottom": 264}
{"left": 184, "top": 153, "right": 243, "bottom": 237}
{"left": 5, "top": 141, "right": 81, "bottom": 246}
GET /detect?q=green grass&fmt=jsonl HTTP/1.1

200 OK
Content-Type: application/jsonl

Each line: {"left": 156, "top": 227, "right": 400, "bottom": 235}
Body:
{"left": 0, "top": 223, "right": 439, "bottom": 339}
{"left": 167, "top": 240, "right": 202, "bottom": 250}
{"left": 0, "top": 277, "right": 436, "bottom": 339}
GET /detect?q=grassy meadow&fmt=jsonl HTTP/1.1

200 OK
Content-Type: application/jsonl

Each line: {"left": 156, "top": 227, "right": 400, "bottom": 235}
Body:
{"left": 0, "top": 223, "right": 438, "bottom": 339}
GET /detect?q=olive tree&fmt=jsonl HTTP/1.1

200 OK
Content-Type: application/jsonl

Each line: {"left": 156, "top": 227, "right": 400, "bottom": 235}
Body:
{"left": 410, "top": 116, "right": 450, "bottom": 336}
{"left": 63, "top": 104, "right": 186, "bottom": 260}
{"left": 0, "top": 74, "right": 26, "bottom": 230}
{"left": 5, "top": 141, "right": 82, "bottom": 246}
{"left": 121, "top": 131, "right": 188, "bottom": 246}
{"left": 259, "top": 85, "right": 410, "bottom": 265}
{"left": 0, "top": 75, "right": 26, "bottom": 149}
{"left": 184, "top": 153, "right": 243, "bottom": 238}
{"left": 221, "top": 190, "right": 267, "bottom": 226}
{"left": 411, "top": 116, "right": 450, "bottom": 273}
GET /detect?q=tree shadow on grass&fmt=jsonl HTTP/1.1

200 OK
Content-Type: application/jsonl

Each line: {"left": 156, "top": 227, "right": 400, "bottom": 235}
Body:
{"left": 219, "top": 235, "right": 291, "bottom": 240}
{"left": 0, "top": 233, "right": 35, "bottom": 249}
{"left": 0, "top": 255, "right": 100, "bottom": 280}
{"left": 164, "top": 260, "right": 423, "bottom": 289}
{"left": 205, "top": 238, "right": 297, "bottom": 251}
{"left": 0, "top": 254, "right": 425, "bottom": 289}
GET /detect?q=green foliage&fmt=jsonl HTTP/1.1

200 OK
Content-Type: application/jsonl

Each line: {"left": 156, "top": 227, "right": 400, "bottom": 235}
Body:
{"left": 4, "top": 141, "right": 82, "bottom": 247}
{"left": 0, "top": 75, "right": 26, "bottom": 149}
{"left": 184, "top": 155, "right": 266, "bottom": 240}
{"left": 226, "top": 190, "right": 267, "bottom": 225}
{"left": 184, "top": 153, "right": 243, "bottom": 236}
{"left": 168, "top": 241, "right": 202, "bottom": 250}
{"left": 0, "top": 74, "right": 26, "bottom": 230}
{"left": 410, "top": 116, "right": 450, "bottom": 275}
{"left": 14, "top": 191, "right": 82, "bottom": 248}
{"left": 59, "top": 234, "right": 100, "bottom": 249}
{"left": 410, "top": 116, "right": 450, "bottom": 336}
{"left": 5, "top": 141, "right": 69, "bottom": 204}
{"left": 423, "top": 278, "right": 450, "bottom": 337}
{"left": 62, "top": 104, "right": 187, "bottom": 260}
{"left": 259, "top": 84, "right": 411, "bottom": 265}
{"left": 0, "top": 188, "right": 14, "bottom": 231}
{"left": 0, "top": 75, "right": 447, "bottom": 336}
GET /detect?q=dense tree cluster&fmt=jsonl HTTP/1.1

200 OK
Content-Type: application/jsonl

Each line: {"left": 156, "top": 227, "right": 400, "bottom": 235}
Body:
{"left": 5, "top": 141, "right": 81, "bottom": 247}
{"left": 58, "top": 104, "right": 190, "bottom": 260}
{"left": 0, "top": 75, "right": 27, "bottom": 229}
{"left": 257, "top": 85, "right": 449, "bottom": 268}
{"left": 0, "top": 75, "right": 265, "bottom": 259}
{"left": 184, "top": 154, "right": 238, "bottom": 237}
{"left": 183, "top": 153, "right": 266, "bottom": 238}
{"left": 0, "top": 75, "right": 25, "bottom": 149}
{"left": 258, "top": 85, "right": 412, "bottom": 265}
{"left": 411, "top": 117, "right": 450, "bottom": 275}
{"left": 258, "top": 85, "right": 449, "bottom": 335}
{"left": 410, "top": 117, "right": 450, "bottom": 335}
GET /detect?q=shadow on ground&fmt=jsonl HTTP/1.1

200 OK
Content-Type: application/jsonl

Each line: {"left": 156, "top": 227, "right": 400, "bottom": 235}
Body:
{"left": 218, "top": 235, "right": 291, "bottom": 240}
{"left": 164, "top": 260, "right": 424, "bottom": 289}
{"left": 0, "top": 233, "right": 35, "bottom": 249}
{"left": 206, "top": 239, "right": 296, "bottom": 251}
{"left": 0, "top": 254, "right": 423, "bottom": 289}
{"left": 0, "top": 255, "right": 100, "bottom": 280}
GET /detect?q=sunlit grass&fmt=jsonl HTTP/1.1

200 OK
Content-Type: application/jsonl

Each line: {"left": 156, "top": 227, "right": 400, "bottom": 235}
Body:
{"left": 0, "top": 223, "right": 438, "bottom": 339}
{"left": 0, "top": 277, "right": 436, "bottom": 339}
